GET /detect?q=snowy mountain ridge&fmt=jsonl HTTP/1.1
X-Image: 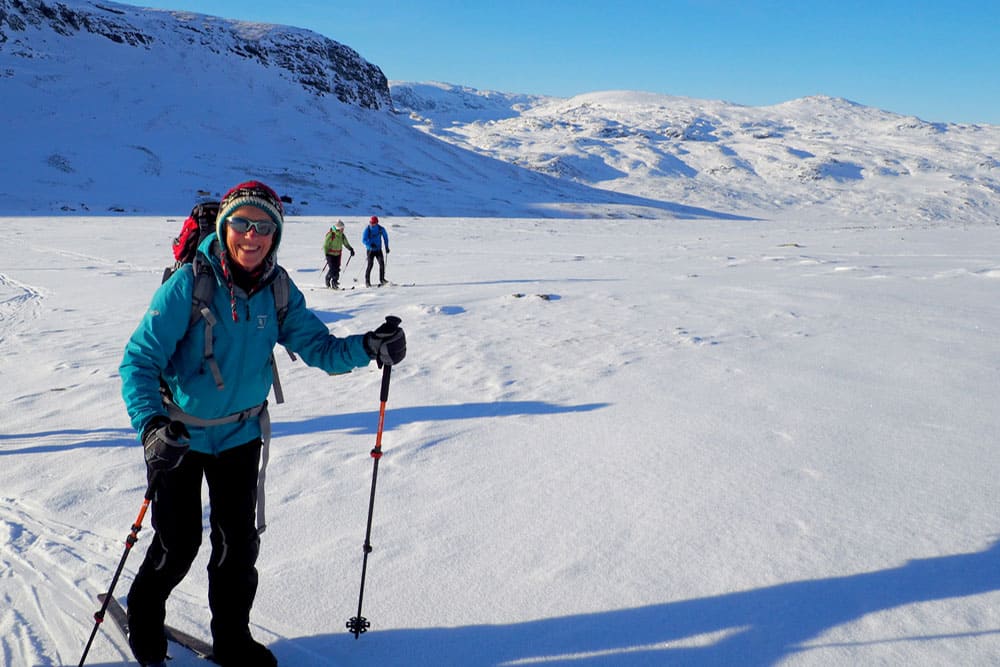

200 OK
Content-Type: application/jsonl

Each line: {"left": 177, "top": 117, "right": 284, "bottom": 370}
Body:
{"left": 392, "top": 82, "right": 1000, "bottom": 224}
{"left": 1, "top": 0, "right": 999, "bottom": 224}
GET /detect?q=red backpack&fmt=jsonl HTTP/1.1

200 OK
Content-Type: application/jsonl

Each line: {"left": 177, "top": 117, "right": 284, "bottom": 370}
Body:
{"left": 172, "top": 201, "right": 220, "bottom": 264}
{"left": 164, "top": 201, "right": 220, "bottom": 283}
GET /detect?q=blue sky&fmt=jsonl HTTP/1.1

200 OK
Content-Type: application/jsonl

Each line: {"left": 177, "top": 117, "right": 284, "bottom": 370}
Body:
{"left": 140, "top": 0, "right": 1000, "bottom": 125}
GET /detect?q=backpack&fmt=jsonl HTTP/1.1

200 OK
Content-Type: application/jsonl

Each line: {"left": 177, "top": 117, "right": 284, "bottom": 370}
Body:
{"left": 167, "top": 201, "right": 220, "bottom": 279}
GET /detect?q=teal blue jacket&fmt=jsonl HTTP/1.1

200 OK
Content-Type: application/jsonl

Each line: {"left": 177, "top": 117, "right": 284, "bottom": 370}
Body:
{"left": 120, "top": 235, "right": 372, "bottom": 455}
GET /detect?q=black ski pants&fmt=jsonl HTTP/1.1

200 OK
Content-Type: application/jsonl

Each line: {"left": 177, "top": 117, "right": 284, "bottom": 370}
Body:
{"left": 324, "top": 252, "right": 342, "bottom": 287}
{"left": 365, "top": 249, "right": 385, "bottom": 286}
{"left": 127, "top": 440, "right": 263, "bottom": 664}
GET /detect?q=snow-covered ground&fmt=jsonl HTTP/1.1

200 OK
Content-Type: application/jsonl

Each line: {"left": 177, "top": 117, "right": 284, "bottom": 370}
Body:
{"left": 2, "top": 211, "right": 998, "bottom": 666}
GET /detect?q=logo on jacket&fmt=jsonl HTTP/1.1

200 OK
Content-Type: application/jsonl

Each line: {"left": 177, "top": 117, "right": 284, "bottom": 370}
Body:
{"left": 257, "top": 315, "right": 268, "bottom": 329}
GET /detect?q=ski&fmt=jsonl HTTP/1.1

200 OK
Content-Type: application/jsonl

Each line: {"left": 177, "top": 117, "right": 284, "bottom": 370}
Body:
{"left": 96, "top": 592, "right": 129, "bottom": 642}
{"left": 97, "top": 593, "right": 214, "bottom": 661}
{"left": 164, "top": 624, "right": 213, "bottom": 660}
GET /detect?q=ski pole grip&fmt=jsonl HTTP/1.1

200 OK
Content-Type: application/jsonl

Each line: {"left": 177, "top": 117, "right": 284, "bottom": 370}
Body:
{"left": 379, "top": 316, "right": 399, "bottom": 402}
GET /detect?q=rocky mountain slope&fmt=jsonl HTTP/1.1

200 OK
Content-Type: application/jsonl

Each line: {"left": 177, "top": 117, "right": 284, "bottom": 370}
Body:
{"left": 1, "top": 0, "right": 391, "bottom": 108}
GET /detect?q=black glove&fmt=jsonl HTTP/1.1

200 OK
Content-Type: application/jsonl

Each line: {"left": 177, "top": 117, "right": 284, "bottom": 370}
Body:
{"left": 350, "top": 249, "right": 356, "bottom": 257}
{"left": 142, "top": 416, "right": 190, "bottom": 471}
{"left": 363, "top": 316, "right": 406, "bottom": 368}
{"left": 385, "top": 248, "right": 390, "bottom": 255}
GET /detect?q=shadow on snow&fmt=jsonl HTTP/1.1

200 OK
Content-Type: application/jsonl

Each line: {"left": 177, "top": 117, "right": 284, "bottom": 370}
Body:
{"left": 271, "top": 539, "right": 1000, "bottom": 666}
{"left": 0, "top": 402, "right": 607, "bottom": 453}
{"left": 273, "top": 401, "right": 610, "bottom": 438}
{"left": 0, "top": 428, "right": 135, "bottom": 454}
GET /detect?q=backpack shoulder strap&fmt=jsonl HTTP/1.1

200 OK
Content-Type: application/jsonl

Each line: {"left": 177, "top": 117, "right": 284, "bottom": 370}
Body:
{"left": 268, "top": 265, "right": 296, "bottom": 405}
{"left": 190, "top": 253, "right": 217, "bottom": 326}
{"left": 188, "top": 254, "right": 225, "bottom": 391}
{"left": 183, "top": 256, "right": 293, "bottom": 400}
{"left": 270, "top": 265, "right": 291, "bottom": 328}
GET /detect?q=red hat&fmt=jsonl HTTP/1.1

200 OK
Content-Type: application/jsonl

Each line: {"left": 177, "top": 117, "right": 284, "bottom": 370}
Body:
{"left": 370, "top": 215, "right": 379, "bottom": 224}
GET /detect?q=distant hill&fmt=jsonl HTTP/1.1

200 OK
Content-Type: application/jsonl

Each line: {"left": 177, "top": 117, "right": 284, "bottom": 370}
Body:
{"left": 392, "top": 84, "right": 1000, "bottom": 224}
{"left": 2, "top": 0, "right": 998, "bottom": 223}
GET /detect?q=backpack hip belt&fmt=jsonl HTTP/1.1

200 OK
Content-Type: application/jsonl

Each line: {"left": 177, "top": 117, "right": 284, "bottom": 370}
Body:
{"left": 163, "top": 396, "right": 267, "bottom": 428}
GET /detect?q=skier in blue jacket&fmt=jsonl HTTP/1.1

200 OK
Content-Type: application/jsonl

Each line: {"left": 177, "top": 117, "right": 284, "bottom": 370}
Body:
{"left": 361, "top": 214, "right": 390, "bottom": 287}
{"left": 119, "top": 181, "right": 405, "bottom": 667}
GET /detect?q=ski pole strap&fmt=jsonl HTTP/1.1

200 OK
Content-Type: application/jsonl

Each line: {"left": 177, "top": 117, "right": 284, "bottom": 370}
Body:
{"left": 163, "top": 399, "right": 272, "bottom": 533}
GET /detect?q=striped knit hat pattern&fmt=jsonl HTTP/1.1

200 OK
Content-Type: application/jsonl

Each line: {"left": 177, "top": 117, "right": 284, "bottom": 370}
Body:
{"left": 216, "top": 180, "right": 284, "bottom": 250}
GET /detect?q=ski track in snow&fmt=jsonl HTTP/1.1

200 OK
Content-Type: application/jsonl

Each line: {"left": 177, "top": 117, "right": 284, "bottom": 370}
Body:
{"left": 0, "top": 272, "right": 45, "bottom": 330}
{"left": 0, "top": 497, "right": 130, "bottom": 666}
{"left": 22, "top": 243, "right": 149, "bottom": 276}
{"left": 0, "top": 494, "right": 206, "bottom": 665}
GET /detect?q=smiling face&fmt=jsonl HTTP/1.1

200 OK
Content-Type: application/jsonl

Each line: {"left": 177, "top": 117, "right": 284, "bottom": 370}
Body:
{"left": 224, "top": 205, "right": 275, "bottom": 271}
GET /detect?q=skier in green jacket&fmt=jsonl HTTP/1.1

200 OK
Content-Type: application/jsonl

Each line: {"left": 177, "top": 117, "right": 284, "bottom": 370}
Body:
{"left": 323, "top": 220, "right": 355, "bottom": 289}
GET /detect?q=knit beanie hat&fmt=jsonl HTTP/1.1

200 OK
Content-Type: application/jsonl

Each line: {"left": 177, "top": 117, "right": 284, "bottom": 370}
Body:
{"left": 216, "top": 180, "right": 284, "bottom": 251}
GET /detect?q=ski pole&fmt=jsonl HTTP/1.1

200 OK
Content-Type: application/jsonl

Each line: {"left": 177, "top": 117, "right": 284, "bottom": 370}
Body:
{"left": 354, "top": 252, "right": 366, "bottom": 283}
{"left": 347, "top": 321, "right": 398, "bottom": 638}
{"left": 79, "top": 476, "right": 157, "bottom": 666}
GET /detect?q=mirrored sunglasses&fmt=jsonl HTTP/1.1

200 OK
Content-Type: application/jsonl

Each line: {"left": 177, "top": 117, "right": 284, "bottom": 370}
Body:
{"left": 227, "top": 216, "right": 277, "bottom": 236}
